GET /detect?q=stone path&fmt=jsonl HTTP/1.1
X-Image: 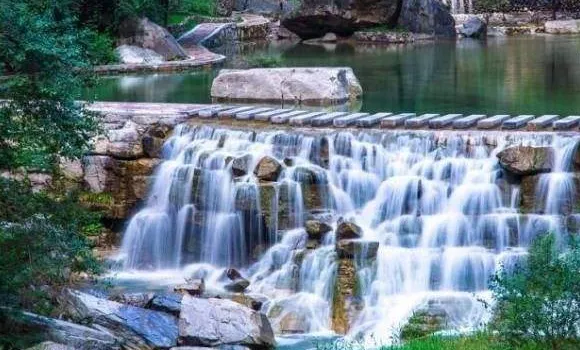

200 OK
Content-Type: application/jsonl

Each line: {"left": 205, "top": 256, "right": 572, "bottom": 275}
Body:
{"left": 89, "top": 102, "right": 580, "bottom": 132}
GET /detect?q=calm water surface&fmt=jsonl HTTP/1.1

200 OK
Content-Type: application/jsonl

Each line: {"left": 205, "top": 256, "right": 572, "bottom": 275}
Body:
{"left": 85, "top": 36, "right": 580, "bottom": 115}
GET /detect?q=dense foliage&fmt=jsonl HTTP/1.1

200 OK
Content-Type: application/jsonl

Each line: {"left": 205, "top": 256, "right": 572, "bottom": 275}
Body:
{"left": 491, "top": 233, "right": 580, "bottom": 349}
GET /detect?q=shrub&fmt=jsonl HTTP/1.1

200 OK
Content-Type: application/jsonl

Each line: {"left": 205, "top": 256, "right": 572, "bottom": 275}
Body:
{"left": 491, "top": 233, "right": 580, "bottom": 349}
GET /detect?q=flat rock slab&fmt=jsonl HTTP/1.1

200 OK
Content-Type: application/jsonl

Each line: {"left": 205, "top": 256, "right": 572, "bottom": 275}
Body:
{"left": 236, "top": 107, "right": 274, "bottom": 120}
{"left": 210, "top": 68, "right": 362, "bottom": 105}
{"left": 198, "top": 105, "right": 234, "bottom": 118}
{"left": 288, "top": 111, "right": 327, "bottom": 125}
{"left": 527, "top": 115, "right": 560, "bottom": 130}
{"left": 356, "top": 112, "right": 392, "bottom": 127}
{"left": 503, "top": 115, "right": 535, "bottom": 129}
{"left": 429, "top": 114, "right": 463, "bottom": 128}
{"left": 553, "top": 115, "right": 580, "bottom": 130}
{"left": 405, "top": 114, "right": 440, "bottom": 128}
{"left": 333, "top": 113, "right": 370, "bottom": 127}
{"left": 380, "top": 113, "right": 416, "bottom": 128}
{"left": 217, "top": 106, "right": 255, "bottom": 118}
{"left": 477, "top": 114, "right": 511, "bottom": 129}
{"left": 254, "top": 109, "right": 293, "bottom": 121}
{"left": 453, "top": 114, "right": 486, "bottom": 129}
{"left": 272, "top": 110, "right": 312, "bottom": 124}
{"left": 311, "top": 112, "right": 350, "bottom": 126}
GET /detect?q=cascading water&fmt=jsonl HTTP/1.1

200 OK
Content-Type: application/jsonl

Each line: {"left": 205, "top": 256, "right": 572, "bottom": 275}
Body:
{"left": 117, "top": 124, "right": 579, "bottom": 345}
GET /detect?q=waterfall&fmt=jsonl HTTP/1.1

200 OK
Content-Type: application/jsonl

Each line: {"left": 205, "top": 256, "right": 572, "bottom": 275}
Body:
{"left": 117, "top": 126, "right": 579, "bottom": 344}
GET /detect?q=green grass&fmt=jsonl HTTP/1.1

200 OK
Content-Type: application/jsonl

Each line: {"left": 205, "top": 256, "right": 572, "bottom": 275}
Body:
{"left": 246, "top": 54, "right": 283, "bottom": 68}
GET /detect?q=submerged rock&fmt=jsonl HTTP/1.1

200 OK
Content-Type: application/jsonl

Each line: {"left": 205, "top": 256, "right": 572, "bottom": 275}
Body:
{"left": 459, "top": 16, "right": 487, "bottom": 38}
{"left": 211, "top": 68, "right": 363, "bottom": 106}
{"left": 61, "top": 289, "right": 178, "bottom": 349}
{"left": 254, "top": 156, "right": 282, "bottom": 182}
{"left": 497, "top": 146, "right": 553, "bottom": 176}
{"left": 178, "top": 295, "right": 276, "bottom": 348}
{"left": 336, "top": 220, "right": 363, "bottom": 240}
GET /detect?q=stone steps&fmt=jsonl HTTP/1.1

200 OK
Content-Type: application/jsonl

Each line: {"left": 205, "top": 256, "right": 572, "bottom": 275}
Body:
{"left": 90, "top": 102, "right": 580, "bottom": 131}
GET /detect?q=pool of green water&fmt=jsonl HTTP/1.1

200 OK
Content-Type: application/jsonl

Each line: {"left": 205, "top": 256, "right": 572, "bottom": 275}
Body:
{"left": 85, "top": 35, "right": 580, "bottom": 115}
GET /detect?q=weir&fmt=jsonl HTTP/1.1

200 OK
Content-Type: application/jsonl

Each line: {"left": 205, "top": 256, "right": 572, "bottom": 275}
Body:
{"left": 112, "top": 103, "right": 580, "bottom": 344}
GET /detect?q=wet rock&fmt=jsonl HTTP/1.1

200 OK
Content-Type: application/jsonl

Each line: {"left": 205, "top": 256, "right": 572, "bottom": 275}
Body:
{"left": 211, "top": 68, "right": 363, "bottom": 106}
{"left": 115, "top": 44, "right": 165, "bottom": 64}
{"left": 292, "top": 166, "right": 325, "bottom": 184}
{"left": 254, "top": 156, "right": 282, "bottom": 182}
{"left": 118, "top": 17, "right": 189, "bottom": 61}
{"left": 336, "top": 240, "right": 379, "bottom": 259}
{"left": 224, "top": 269, "right": 251, "bottom": 292}
{"left": 459, "top": 16, "right": 487, "bottom": 38}
{"left": 110, "top": 292, "right": 155, "bottom": 308}
{"left": 232, "top": 155, "right": 252, "bottom": 177}
{"left": 147, "top": 293, "right": 183, "bottom": 316}
{"left": 545, "top": 19, "right": 580, "bottom": 34}
{"left": 281, "top": 0, "right": 399, "bottom": 40}
{"left": 61, "top": 289, "right": 178, "bottom": 349}
{"left": 26, "top": 342, "right": 76, "bottom": 350}
{"left": 229, "top": 294, "right": 264, "bottom": 311}
{"left": 305, "top": 220, "right": 332, "bottom": 240}
{"left": 175, "top": 279, "right": 205, "bottom": 296}
{"left": 497, "top": 146, "right": 553, "bottom": 176}
{"left": 142, "top": 124, "right": 171, "bottom": 158}
{"left": 13, "top": 311, "right": 118, "bottom": 350}
{"left": 331, "top": 259, "right": 362, "bottom": 334}
{"left": 400, "top": 309, "right": 445, "bottom": 340}
{"left": 399, "top": 0, "right": 456, "bottom": 37}
{"left": 278, "top": 312, "right": 308, "bottom": 334}
{"left": 335, "top": 220, "right": 362, "bottom": 240}
{"left": 178, "top": 295, "right": 276, "bottom": 348}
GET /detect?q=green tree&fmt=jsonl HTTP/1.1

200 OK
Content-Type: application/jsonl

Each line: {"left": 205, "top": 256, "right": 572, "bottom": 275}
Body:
{"left": 491, "top": 233, "right": 580, "bottom": 350}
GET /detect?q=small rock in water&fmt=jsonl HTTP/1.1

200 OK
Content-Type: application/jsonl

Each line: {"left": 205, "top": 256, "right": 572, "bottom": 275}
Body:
{"left": 305, "top": 220, "right": 332, "bottom": 240}
{"left": 110, "top": 291, "right": 155, "bottom": 308}
{"left": 336, "top": 220, "right": 362, "bottom": 240}
{"left": 175, "top": 279, "right": 205, "bottom": 296}
{"left": 496, "top": 146, "right": 553, "bottom": 175}
{"left": 232, "top": 155, "right": 252, "bottom": 177}
{"left": 254, "top": 156, "right": 282, "bottom": 182}
{"left": 224, "top": 278, "right": 250, "bottom": 293}
{"left": 226, "top": 268, "right": 243, "bottom": 280}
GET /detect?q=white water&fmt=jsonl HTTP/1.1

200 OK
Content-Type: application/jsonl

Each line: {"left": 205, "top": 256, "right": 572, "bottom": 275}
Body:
{"left": 116, "top": 126, "right": 579, "bottom": 345}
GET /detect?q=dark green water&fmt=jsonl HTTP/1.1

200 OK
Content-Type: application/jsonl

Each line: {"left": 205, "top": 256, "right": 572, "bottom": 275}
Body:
{"left": 85, "top": 36, "right": 580, "bottom": 115}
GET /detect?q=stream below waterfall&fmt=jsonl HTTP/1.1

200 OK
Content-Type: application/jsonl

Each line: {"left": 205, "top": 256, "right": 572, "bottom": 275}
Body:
{"left": 109, "top": 125, "right": 580, "bottom": 347}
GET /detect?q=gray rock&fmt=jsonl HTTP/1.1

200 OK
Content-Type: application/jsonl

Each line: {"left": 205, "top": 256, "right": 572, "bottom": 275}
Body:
{"left": 459, "top": 16, "right": 487, "bottom": 38}
{"left": 147, "top": 293, "right": 183, "bottom": 316}
{"left": 109, "top": 292, "right": 155, "bottom": 308}
{"left": 497, "top": 146, "right": 553, "bottom": 176}
{"left": 399, "top": 0, "right": 456, "bottom": 37}
{"left": 115, "top": 45, "right": 165, "bottom": 64}
{"left": 26, "top": 342, "right": 76, "bottom": 350}
{"left": 231, "top": 155, "right": 252, "bottom": 177}
{"left": 211, "top": 68, "right": 363, "bottom": 106}
{"left": 15, "top": 311, "right": 118, "bottom": 350}
{"left": 61, "top": 289, "right": 178, "bottom": 349}
{"left": 118, "top": 17, "right": 189, "bottom": 61}
{"left": 545, "top": 19, "right": 580, "bottom": 34}
{"left": 281, "top": 0, "right": 399, "bottom": 39}
{"left": 175, "top": 279, "right": 205, "bottom": 296}
{"left": 224, "top": 278, "right": 250, "bottom": 293}
{"left": 179, "top": 295, "right": 275, "bottom": 348}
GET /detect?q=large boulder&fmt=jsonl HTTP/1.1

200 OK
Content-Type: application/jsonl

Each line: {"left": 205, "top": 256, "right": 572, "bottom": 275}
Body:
{"left": 115, "top": 45, "right": 165, "bottom": 64}
{"left": 14, "top": 311, "right": 118, "bottom": 350}
{"left": 211, "top": 68, "right": 363, "bottom": 105}
{"left": 545, "top": 19, "right": 580, "bottom": 34}
{"left": 459, "top": 16, "right": 487, "bottom": 39}
{"left": 61, "top": 289, "right": 178, "bottom": 349}
{"left": 118, "top": 17, "right": 189, "bottom": 61}
{"left": 281, "top": 0, "right": 399, "bottom": 40}
{"left": 178, "top": 295, "right": 275, "bottom": 348}
{"left": 399, "top": 0, "right": 456, "bottom": 37}
{"left": 497, "top": 146, "right": 553, "bottom": 176}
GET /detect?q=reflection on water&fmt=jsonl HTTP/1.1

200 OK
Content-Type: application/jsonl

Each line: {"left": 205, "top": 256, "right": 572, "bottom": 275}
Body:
{"left": 85, "top": 36, "right": 580, "bottom": 115}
